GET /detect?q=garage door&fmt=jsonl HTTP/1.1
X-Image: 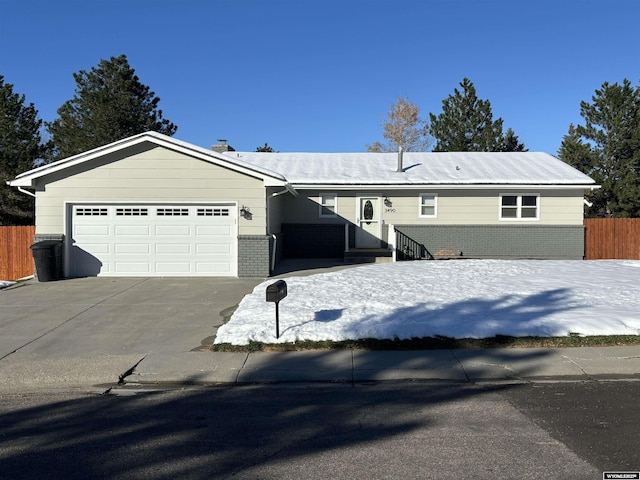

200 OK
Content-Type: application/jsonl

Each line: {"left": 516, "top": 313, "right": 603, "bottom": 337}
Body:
{"left": 68, "top": 204, "right": 237, "bottom": 277}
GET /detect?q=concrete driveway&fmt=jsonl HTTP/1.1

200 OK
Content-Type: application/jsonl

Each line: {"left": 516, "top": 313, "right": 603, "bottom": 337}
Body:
{"left": 0, "top": 277, "right": 263, "bottom": 390}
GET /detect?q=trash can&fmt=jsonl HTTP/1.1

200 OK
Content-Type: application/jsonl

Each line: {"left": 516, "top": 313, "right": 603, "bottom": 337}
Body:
{"left": 30, "top": 240, "right": 63, "bottom": 282}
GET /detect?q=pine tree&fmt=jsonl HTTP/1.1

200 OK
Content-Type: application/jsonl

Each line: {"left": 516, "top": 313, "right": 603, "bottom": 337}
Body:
{"left": 499, "top": 128, "right": 528, "bottom": 152}
{"left": 47, "top": 54, "right": 177, "bottom": 159}
{"left": 256, "top": 143, "right": 275, "bottom": 152}
{"left": 366, "top": 96, "right": 431, "bottom": 152}
{"left": 0, "top": 76, "right": 50, "bottom": 225}
{"left": 429, "top": 78, "right": 505, "bottom": 152}
{"left": 558, "top": 79, "right": 640, "bottom": 217}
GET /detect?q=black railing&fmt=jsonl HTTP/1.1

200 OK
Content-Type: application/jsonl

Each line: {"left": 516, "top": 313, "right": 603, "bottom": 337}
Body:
{"left": 395, "top": 228, "right": 434, "bottom": 261}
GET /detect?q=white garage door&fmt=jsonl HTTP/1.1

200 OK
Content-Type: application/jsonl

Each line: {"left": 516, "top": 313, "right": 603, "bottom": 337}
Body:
{"left": 68, "top": 204, "right": 237, "bottom": 277}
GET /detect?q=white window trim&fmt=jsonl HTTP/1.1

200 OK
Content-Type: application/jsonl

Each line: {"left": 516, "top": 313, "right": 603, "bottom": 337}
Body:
{"left": 499, "top": 193, "right": 540, "bottom": 221}
{"left": 419, "top": 193, "right": 438, "bottom": 218}
{"left": 319, "top": 192, "right": 337, "bottom": 217}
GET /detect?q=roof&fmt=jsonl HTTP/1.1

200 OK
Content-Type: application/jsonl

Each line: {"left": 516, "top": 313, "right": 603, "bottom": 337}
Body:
{"left": 8, "top": 131, "right": 289, "bottom": 188}
{"left": 222, "top": 151, "right": 596, "bottom": 188}
{"left": 8, "top": 132, "right": 596, "bottom": 191}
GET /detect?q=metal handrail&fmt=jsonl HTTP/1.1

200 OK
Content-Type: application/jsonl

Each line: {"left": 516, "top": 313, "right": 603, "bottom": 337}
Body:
{"left": 394, "top": 228, "right": 434, "bottom": 261}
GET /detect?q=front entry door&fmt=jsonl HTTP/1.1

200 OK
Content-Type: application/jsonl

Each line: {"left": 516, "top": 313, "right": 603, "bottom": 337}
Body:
{"left": 356, "top": 196, "right": 381, "bottom": 248}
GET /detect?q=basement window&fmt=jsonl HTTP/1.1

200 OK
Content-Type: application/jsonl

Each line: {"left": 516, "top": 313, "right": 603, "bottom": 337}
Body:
{"left": 500, "top": 194, "right": 539, "bottom": 220}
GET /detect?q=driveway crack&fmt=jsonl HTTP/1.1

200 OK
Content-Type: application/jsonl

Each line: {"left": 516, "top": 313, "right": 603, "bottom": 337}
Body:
{"left": 449, "top": 349, "right": 471, "bottom": 382}
{"left": 118, "top": 355, "right": 148, "bottom": 384}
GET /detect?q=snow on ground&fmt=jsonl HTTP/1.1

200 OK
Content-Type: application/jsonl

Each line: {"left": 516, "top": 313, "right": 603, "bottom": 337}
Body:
{"left": 215, "top": 260, "right": 640, "bottom": 345}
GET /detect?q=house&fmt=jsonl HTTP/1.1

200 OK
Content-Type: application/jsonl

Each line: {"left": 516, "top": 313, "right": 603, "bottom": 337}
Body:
{"left": 8, "top": 131, "right": 597, "bottom": 278}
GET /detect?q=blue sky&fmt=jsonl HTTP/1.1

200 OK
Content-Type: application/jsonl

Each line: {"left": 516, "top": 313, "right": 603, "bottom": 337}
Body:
{"left": 2, "top": 0, "right": 640, "bottom": 154}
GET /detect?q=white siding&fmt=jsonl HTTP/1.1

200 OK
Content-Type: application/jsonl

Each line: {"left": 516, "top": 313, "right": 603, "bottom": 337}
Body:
{"left": 34, "top": 145, "right": 267, "bottom": 235}
{"left": 279, "top": 189, "right": 586, "bottom": 226}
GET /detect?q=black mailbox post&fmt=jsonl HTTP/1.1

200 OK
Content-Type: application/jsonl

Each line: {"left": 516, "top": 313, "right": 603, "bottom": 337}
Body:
{"left": 266, "top": 280, "right": 287, "bottom": 338}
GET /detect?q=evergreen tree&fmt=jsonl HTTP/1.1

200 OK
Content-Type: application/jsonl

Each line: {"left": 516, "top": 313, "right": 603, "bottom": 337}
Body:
{"left": 429, "top": 78, "right": 505, "bottom": 152}
{"left": 558, "top": 79, "right": 640, "bottom": 217}
{"left": 498, "top": 127, "right": 528, "bottom": 152}
{"left": 47, "top": 54, "right": 177, "bottom": 159}
{"left": 256, "top": 143, "right": 275, "bottom": 152}
{"left": 0, "top": 76, "right": 50, "bottom": 225}
{"left": 366, "top": 96, "right": 431, "bottom": 152}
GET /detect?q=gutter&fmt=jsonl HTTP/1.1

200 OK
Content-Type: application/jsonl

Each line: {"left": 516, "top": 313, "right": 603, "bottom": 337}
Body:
{"left": 291, "top": 183, "right": 600, "bottom": 191}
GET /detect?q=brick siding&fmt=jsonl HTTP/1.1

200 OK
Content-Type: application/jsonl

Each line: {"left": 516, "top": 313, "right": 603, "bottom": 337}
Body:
{"left": 238, "top": 235, "right": 272, "bottom": 277}
{"left": 394, "top": 225, "right": 585, "bottom": 259}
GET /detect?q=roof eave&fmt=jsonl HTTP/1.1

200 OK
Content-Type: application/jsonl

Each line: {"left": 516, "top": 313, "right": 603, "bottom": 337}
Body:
{"left": 291, "top": 183, "right": 599, "bottom": 190}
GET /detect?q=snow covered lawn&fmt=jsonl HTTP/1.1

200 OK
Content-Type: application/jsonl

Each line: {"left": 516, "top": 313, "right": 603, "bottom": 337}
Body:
{"left": 215, "top": 260, "right": 640, "bottom": 345}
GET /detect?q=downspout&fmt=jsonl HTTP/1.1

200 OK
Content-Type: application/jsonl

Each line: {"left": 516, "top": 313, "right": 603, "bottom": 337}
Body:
{"left": 17, "top": 186, "right": 36, "bottom": 198}
{"left": 267, "top": 186, "right": 296, "bottom": 272}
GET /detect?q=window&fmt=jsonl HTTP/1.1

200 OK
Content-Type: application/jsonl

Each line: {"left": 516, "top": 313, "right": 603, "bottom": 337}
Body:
{"left": 197, "top": 208, "right": 229, "bottom": 216}
{"left": 76, "top": 207, "right": 107, "bottom": 216}
{"left": 319, "top": 193, "right": 337, "bottom": 217}
{"left": 157, "top": 208, "right": 189, "bottom": 216}
{"left": 500, "top": 194, "right": 539, "bottom": 220}
{"left": 116, "top": 208, "right": 148, "bottom": 216}
{"left": 419, "top": 194, "right": 438, "bottom": 218}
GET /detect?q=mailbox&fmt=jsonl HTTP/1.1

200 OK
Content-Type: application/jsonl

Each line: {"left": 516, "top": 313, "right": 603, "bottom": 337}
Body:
{"left": 266, "top": 280, "right": 287, "bottom": 339}
{"left": 266, "top": 280, "right": 287, "bottom": 303}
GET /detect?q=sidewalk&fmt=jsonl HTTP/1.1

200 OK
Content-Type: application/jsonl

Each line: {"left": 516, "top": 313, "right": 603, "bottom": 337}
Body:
{"left": 123, "top": 345, "right": 640, "bottom": 387}
{"left": 2, "top": 345, "right": 640, "bottom": 393}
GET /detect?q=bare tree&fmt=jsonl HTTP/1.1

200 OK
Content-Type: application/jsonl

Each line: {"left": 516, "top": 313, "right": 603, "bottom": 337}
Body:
{"left": 366, "top": 96, "right": 431, "bottom": 152}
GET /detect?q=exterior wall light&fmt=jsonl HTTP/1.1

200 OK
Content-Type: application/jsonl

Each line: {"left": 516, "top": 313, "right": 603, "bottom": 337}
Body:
{"left": 240, "top": 205, "right": 252, "bottom": 219}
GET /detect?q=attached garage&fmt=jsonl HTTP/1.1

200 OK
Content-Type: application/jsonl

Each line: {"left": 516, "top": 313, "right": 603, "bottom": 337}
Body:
{"left": 68, "top": 203, "right": 237, "bottom": 277}
{"left": 8, "top": 132, "right": 294, "bottom": 278}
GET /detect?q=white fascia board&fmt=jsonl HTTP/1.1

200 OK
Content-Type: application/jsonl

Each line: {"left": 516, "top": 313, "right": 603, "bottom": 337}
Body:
{"left": 10, "top": 134, "right": 153, "bottom": 187}
{"left": 8, "top": 132, "right": 288, "bottom": 187}
{"left": 292, "top": 183, "right": 599, "bottom": 191}
{"left": 150, "top": 135, "right": 287, "bottom": 183}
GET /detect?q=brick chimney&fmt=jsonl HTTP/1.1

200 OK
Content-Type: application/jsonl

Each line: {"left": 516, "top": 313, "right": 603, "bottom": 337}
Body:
{"left": 211, "top": 139, "right": 235, "bottom": 153}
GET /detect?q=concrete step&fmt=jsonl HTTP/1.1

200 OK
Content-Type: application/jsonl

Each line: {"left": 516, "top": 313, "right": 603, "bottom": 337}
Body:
{"left": 344, "top": 249, "right": 392, "bottom": 264}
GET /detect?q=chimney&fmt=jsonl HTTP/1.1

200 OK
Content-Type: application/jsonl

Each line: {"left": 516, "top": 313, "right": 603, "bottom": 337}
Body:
{"left": 211, "top": 139, "right": 235, "bottom": 153}
{"left": 396, "top": 146, "right": 404, "bottom": 172}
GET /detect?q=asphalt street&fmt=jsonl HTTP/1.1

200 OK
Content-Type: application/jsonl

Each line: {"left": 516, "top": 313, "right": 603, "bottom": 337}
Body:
{"left": 1, "top": 381, "right": 638, "bottom": 480}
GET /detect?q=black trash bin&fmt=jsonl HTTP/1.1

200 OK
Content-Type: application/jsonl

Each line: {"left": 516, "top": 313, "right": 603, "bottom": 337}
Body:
{"left": 31, "top": 240, "right": 63, "bottom": 282}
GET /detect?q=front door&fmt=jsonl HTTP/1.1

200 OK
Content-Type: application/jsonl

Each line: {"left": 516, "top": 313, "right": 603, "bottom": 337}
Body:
{"left": 356, "top": 196, "right": 381, "bottom": 248}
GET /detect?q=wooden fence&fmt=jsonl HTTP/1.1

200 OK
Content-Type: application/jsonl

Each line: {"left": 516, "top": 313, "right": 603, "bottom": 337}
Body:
{"left": 0, "top": 225, "right": 35, "bottom": 280}
{"left": 584, "top": 218, "right": 640, "bottom": 260}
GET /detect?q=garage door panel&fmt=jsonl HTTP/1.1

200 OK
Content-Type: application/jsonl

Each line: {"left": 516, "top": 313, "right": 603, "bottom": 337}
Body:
{"left": 156, "top": 262, "right": 192, "bottom": 274}
{"left": 197, "top": 225, "right": 232, "bottom": 235}
{"left": 115, "top": 262, "right": 150, "bottom": 273}
{"left": 115, "top": 225, "right": 150, "bottom": 236}
{"left": 76, "top": 225, "right": 110, "bottom": 236}
{"left": 197, "top": 244, "right": 231, "bottom": 254}
{"left": 156, "top": 225, "right": 191, "bottom": 236}
{"left": 115, "top": 244, "right": 150, "bottom": 254}
{"left": 70, "top": 204, "right": 237, "bottom": 277}
{"left": 156, "top": 244, "right": 191, "bottom": 254}
{"left": 79, "top": 243, "right": 110, "bottom": 254}
{"left": 197, "top": 262, "right": 232, "bottom": 273}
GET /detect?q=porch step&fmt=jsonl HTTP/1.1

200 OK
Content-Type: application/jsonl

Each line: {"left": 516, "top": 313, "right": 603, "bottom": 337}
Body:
{"left": 344, "top": 249, "right": 393, "bottom": 264}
